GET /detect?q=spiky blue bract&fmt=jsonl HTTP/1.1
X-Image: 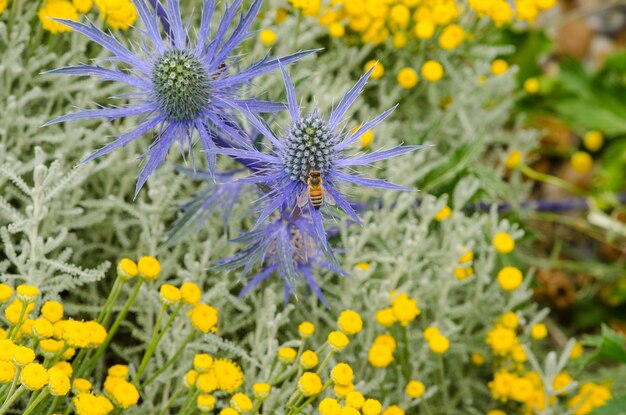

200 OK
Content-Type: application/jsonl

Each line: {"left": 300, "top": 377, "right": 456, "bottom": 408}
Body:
{"left": 217, "top": 66, "right": 428, "bottom": 230}
{"left": 45, "top": 0, "right": 316, "bottom": 195}
{"left": 216, "top": 211, "right": 344, "bottom": 306}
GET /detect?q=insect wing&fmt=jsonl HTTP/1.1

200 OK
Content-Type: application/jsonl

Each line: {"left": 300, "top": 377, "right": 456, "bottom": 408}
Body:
{"left": 323, "top": 188, "right": 336, "bottom": 206}
{"left": 297, "top": 188, "right": 310, "bottom": 208}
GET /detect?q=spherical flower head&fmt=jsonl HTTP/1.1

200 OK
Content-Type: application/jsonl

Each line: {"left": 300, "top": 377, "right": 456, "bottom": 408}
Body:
{"left": 368, "top": 343, "right": 394, "bottom": 368}
{"left": 73, "top": 393, "right": 114, "bottom": 415}
{"left": 391, "top": 293, "right": 421, "bottom": 325}
{"left": 96, "top": 0, "right": 138, "bottom": 30}
{"left": 282, "top": 115, "right": 335, "bottom": 182}
{"left": 0, "top": 361, "right": 16, "bottom": 383}
{"left": 352, "top": 124, "right": 374, "bottom": 148}
{"left": 12, "top": 345, "right": 36, "bottom": 366}
{"left": 193, "top": 354, "right": 213, "bottom": 373}
{"left": 486, "top": 326, "right": 517, "bottom": 356}
{"left": 470, "top": 352, "right": 485, "bottom": 365}
{"left": 364, "top": 60, "right": 384, "bottom": 79}
{"left": 21, "top": 363, "right": 48, "bottom": 390}
{"left": 428, "top": 334, "right": 450, "bottom": 354}
{"left": 213, "top": 358, "right": 243, "bottom": 393}
{"left": 300, "top": 350, "right": 319, "bottom": 369}
{"left": 73, "top": 378, "right": 93, "bottom": 394}
{"left": 0, "top": 283, "right": 13, "bottom": 303}
{"left": 553, "top": 372, "right": 573, "bottom": 393}
{"left": 423, "top": 326, "right": 440, "bottom": 342}
{"left": 375, "top": 308, "right": 396, "bottom": 327}
{"left": 52, "top": 361, "right": 73, "bottom": 377}
{"left": 180, "top": 282, "right": 202, "bottom": 305}
{"left": 531, "top": 323, "right": 548, "bottom": 340}
{"left": 85, "top": 321, "right": 107, "bottom": 347}
{"left": 190, "top": 304, "right": 218, "bottom": 333}
{"left": 346, "top": 391, "right": 365, "bottom": 408}
{"left": 382, "top": 405, "right": 405, "bottom": 415}
{"left": 439, "top": 24, "right": 464, "bottom": 50}
{"left": 108, "top": 364, "right": 129, "bottom": 379}
{"left": 524, "top": 78, "right": 540, "bottom": 94}
{"left": 138, "top": 256, "right": 161, "bottom": 281}
{"left": 510, "top": 376, "right": 534, "bottom": 402}
{"left": 397, "top": 67, "right": 418, "bottom": 89}
{"left": 259, "top": 29, "right": 277, "bottom": 46}
{"left": 220, "top": 409, "right": 239, "bottom": 415}
{"left": 458, "top": 248, "right": 474, "bottom": 264}
{"left": 570, "top": 341, "right": 584, "bottom": 360}
{"left": 253, "top": 382, "right": 271, "bottom": 399}
{"left": 117, "top": 258, "right": 138, "bottom": 280}
{"left": 159, "top": 284, "right": 182, "bottom": 305}
{"left": 109, "top": 379, "right": 140, "bottom": 409}
{"left": 40, "top": 339, "right": 64, "bottom": 357}
{"left": 340, "top": 407, "right": 360, "bottom": 415}
{"left": 62, "top": 347, "right": 76, "bottom": 360}
{"left": 319, "top": 398, "right": 341, "bottom": 415}
{"left": 62, "top": 320, "right": 91, "bottom": 348}
{"left": 500, "top": 312, "right": 519, "bottom": 329}
{"left": 328, "top": 22, "right": 345, "bottom": 38}
{"left": 333, "top": 382, "right": 354, "bottom": 398}
{"left": 489, "top": 371, "right": 517, "bottom": 401}
{"left": 16, "top": 284, "right": 39, "bottom": 302}
{"left": 41, "top": 301, "right": 64, "bottom": 323}
{"left": 571, "top": 151, "right": 593, "bottom": 174}
{"left": 184, "top": 369, "right": 198, "bottom": 388}
{"left": 196, "top": 371, "right": 218, "bottom": 393}
{"left": 328, "top": 331, "right": 350, "bottom": 351}
{"left": 373, "top": 334, "right": 396, "bottom": 351}
{"left": 491, "top": 59, "right": 509, "bottom": 76}
{"left": 406, "top": 380, "right": 425, "bottom": 398}
{"left": 48, "top": 368, "right": 71, "bottom": 396}
{"left": 298, "top": 321, "right": 315, "bottom": 338}
{"left": 33, "top": 318, "right": 54, "bottom": 339}
{"left": 338, "top": 310, "right": 363, "bottom": 335}
{"left": 331, "top": 363, "right": 354, "bottom": 386}
{"left": 493, "top": 233, "right": 515, "bottom": 254}
{"left": 5, "top": 299, "right": 34, "bottom": 324}
{"left": 230, "top": 392, "right": 253, "bottom": 412}
{"left": 497, "top": 266, "right": 523, "bottom": 291}
{"left": 298, "top": 372, "right": 323, "bottom": 396}
{"left": 415, "top": 20, "right": 435, "bottom": 39}
{"left": 421, "top": 60, "right": 444, "bottom": 83}
{"left": 434, "top": 206, "right": 451, "bottom": 222}
{"left": 38, "top": 0, "right": 78, "bottom": 34}
{"left": 362, "top": 399, "right": 382, "bottom": 415}
{"left": 278, "top": 347, "right": 297, "bottom": 364}
{"left": 197, "top": 394, "right": 216, "bottom": 412}
{"left": 584, "top": 131, "right": 604, "bottom": 152}
{"left": 73, "top": 0, "right": 93, "bottom": 13}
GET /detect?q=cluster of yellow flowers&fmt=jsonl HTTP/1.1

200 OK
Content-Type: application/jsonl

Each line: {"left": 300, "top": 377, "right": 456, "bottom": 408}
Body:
{"left": 37, "top": 0, "right": 136, "bottom": 34}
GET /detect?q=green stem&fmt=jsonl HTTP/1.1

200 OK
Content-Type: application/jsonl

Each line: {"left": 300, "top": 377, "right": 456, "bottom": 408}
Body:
{"left": 400, "top": 325, "right": 411, "bottom": 381}
{"left": 140, "top": 331, "right": 195, "bottom": 390}
{"left": 520, "top": 164, "right": 587, "bottom": 197}
{"left": 134, "top": 303, "right": 169, "bottom": 383}
{"left": 44, "top": 396, "right": 60, "bottom": 415}
{"left": 0, "top": 386, "right": 25, "bottom": 415}
{"left": 315, "top": 350, "right": 333, "bottom": 375}
{"left": 98, "top": 276, "right": 124, "bottom": 324}
{"left": 158, "top": 384, "right": 185, "bottom": 415}
{"left": 8, "top": 302, "right": 28, "bottom": 340}
{"left": 154, "top": 302, "right": 183, "bottom": 346}
{"left": 22, "top": 390, "right": 49, "bottom": 415}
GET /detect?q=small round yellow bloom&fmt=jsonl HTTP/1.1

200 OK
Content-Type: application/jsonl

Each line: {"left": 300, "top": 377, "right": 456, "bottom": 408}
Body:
{"left": 0, "top": 361, "right": 16, "bottom": 383}
{"left": 421, "top": 60, "right": 444, "bottom": 82}
{"left": 397, "top": 68, "right": 418, "bottom": 89}
{"left": 423, "top": 326, "right": 440, "bottom": 341}
{"left": 213, "top": 358, "right": 243, "bottom": 393}
{"left": 21, "top": 363, "right": 48, "bottom": 390}
{"left": 197, "top": 394, "right": 216, "bottom": 412}
{"left": 300, "top": 350, "right": 319, "bottom": 369}
{"left": 220, "top": 409, "right": 239, "bottom": 415}
{"left": 428, "top": 334, "right": 450, "bottom": 354}
{"left": 73, "top": 0, "right": 93, "bottom": 13}
{"left": 471, "top": 352, "right": 485, "bottom": 365}
{"left": 375, "top": 308, "right": 396, "bottom": 327}
{"left": 333, "top": 382, "right": 354, "bottom": 397}
{"left": 278, "top": 347, "right": 297, "bottom": 363}
{"left": 298, "top": 372, "right": 323, "bottom": 396}
{"left": 497, "top": 266, "right": 523, "bottom": 291}
{"left": 435, "top": 206, "right": 451, "bottom": 221}
{"left": 459, "top": 249, "right": 473, "bottom": 264}
{"left": 364, "top": 60, "right": 384, "bottom": 80}
{"left": 493, "top": 232, "right": 515, "bottom": 254}
{"left": 374, "top": 334, "right": 396, "bottom": 351}
{"left": 40, "top": 339, "right": 64, "bottom": 356}
{"left": 500, "top": 312, "right": 519, "bottom": 329}
{"left": 583, "top": 131, "right": 603, "bottom": 152}
{"left": 571, "top": 151, "right": 593, "bottom": 174}
{"left": 406, "top": 380, "right": 425, "bottom": 398}
{"left": 368, "top": 343, "right": 394, "bottom": 367}
{"left": 362, "top": 399, "right": 382, "bottom": 415}
{"left": 505, "top": 150, "right": 522, "bottom": 169}
{"left": 117, "top": 258, "right": 138, "bottom": 280}
{"left": 382, "top": 405, "right": 405, "bottom": 415}
{"left": 553, "top": 372, "right": 572, "bottom": 393}
{"left": 511, "top": 376, "right": 534, "bottom": 402}
{"left": 190, "top": 304, "right": 218, "bottom": 333}
{"left": 329, "top": 23, "right": 346, "bottom": 37}
{"left": 358, "top": 128, "right": 374, "bottom": 148}
{"left": 137, "top": 256, "right": 160, "bottom": 280}
{"left": 0, "top": 284, "right": 13, "bottom": 303}
{"left": 185, "top": 369, "right": 198, "bottom": 388}
{"left": 5, "top": 299, "right": 34, "bottom": 324}
{"left": 193, "top": 354, "right": 213, "bottom": 373}
{"left": 414, "top": 20, "right": 435, "bottom": 39}
{"left": 73, "top": 378, "right": 92, "bottom": 393}
{"left": 346, "top": 390, "right": 365, "bottom": 408}
{"left": 230, "top": 392, "right": 253, "bottom": 412}
{"left": 391, "top": 293, "right": 421, "bottom": 325}
{"left": 524, "top": 78, "right": 540, "bottom": 94}
{"left": 454, "top": 267, "right": 474, "bottom": 281}
{"left": 355, "top": 262, "right": 370, "bottom": 271}
{"left": 439, "top": 24, "right": 465, "bottom": 50}
{"left": 97, "top": 0, "right": 138, "bottom": 30}
{"left": 73, "top": 393, "right": 114, "bottom": 415}
{"left": 298, "top": 321, "right": 315, "bottom": 338}
{"left": 512, "top": 345, "right": 527, "bottom": 363}
{"left": 16, "top": 285, "right": 39, "bottom": 302}
{"left": 38, "top": 0, "right": 79, "bottom": 34}
{"left": 531, "top": 323, "right": 548, "bottom": 340}
{"left": 48, "top": 368, "right": 71, "bottom": 396}
{"left": 32, "top": 318, "right": 54, "bottom": 339}
{"left": 253, "top": 382, "right": 271, "bottom": 399}
{"left": 570, "top": 341, "right": 584, "bottom": 360}
{"left": 41, "top": 301, "right": 64, "bottom": 323}
{"left": 159, "top": 284, "right": 181, "bottom": 305}
{"left": 320, "top": 397, "right": 341, "bottom": 415}
{"left": 331, "top": 363, "right": 354, "bottom": 385}
{"left": 108, "top": 364, "right": 128, "bottom": 378}
{"left": 338, "top": 310, "right": 363, "bottom": 335}
{"left": 486, "top": 326, "right": 517, "bottom": 356}
{"left": 491, "top": 59, "right": 509, "bottom": 76}
{"left": 180, "top": 282, "right": 202, "bottom": 305}
{"left": 328, "top": 331, "right": 349, "bottom": 351}
{"left": 259, "top": 29, "right": 277, "bottom": 46}
{"left": 52, "top": 361, "right": 72, "bottom": 377}
{"left": 341, "top": 407, "right": 360, "bottom": 415}
{"left": 196, "top": 371, "right": 218, "bottom": 393}
{"left": 13, "top": 345, "right": 36, "bottom": 366}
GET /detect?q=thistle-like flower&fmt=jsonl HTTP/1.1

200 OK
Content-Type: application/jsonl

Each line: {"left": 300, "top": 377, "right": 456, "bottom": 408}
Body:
{"left": 218, "top": 66, "right": 426, "bottom": 229}
{"left": 217, "top": 211, "right": 344, "bottom": 305}
{"left": 46, "top": 0, "right": 315, "bottom": 194}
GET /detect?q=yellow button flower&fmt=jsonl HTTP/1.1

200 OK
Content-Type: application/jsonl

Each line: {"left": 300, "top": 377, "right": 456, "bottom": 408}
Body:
{"left": 73, "top": 393, "right": 114, "bottom": 415}
{"left": 470, "top": 352, "right": 485, "bottom": 365}
{"left": 375, "top": 308, "right": 396, "bottom": 327}
{"left": 490, "top": 59, "right": 509, "bottom": 76}
{"left": 298, "top": 372, "right": 323, "bottom": 396}
{"left": 406, "top": 380, "right": 425, "bottom": 398}
{"left": 331, "top": 363, "right": 354, "bottom": 385}
{"left": 345, "top": 390, "right": 365, "bottom": 408}
{"left": 41, "top": 301, "right": 64, "bottom": 323}
{"left": 583, "top": 131, "right": 603, "bottom": 152}
{"left": 0, "top": 284, "right": 13, "bottom": 303}
{"left": 428, "top": 334, "right": 450, "bottom": 354}
{"left": 73, "top": 0, "right": 93, "bottom": 13}
{"left": 21, "top": 363, "right": 48, "bottom": 390}
{"left": 500, "top": 312, "right": 519, "bottom": 329}
{"left": 364, "top": 60, "right": 384, "bottom": 80}
{"left": 117, "top": 258, "right": 138, "bottom": 280}
{"left": 213, "top": 358, "right": 243, "bottom": 393}
{"left": 137, "top": 256, "right": 160, "bottom": 280}
{"left": 220, "top": 409, "right": 239, "bottom": 415}
{"left": 382, "top": 405, "right": 405, "bottom": 415}
{"left": 259, "top": 29, "right": 277, "bottom": 46}
{"left": 531, "top": 323, "right": 548, "bottom": 340}
{"left": 300, "top": 350, "right": 319, "bottom": 369}
{"left": 487, "top": 410, "right": 506, "bottom": 415}
{"left": 391, "top": 293, "right": 421, "bottom": 325}
{"left": 493, "top": 232, "right": 515, "bottom": 254}
{"left": 40, "top": 339, "right": 64, "bottom": 357}
{"left": 329, "top": 23, "right": 346, "bottom": 37}
{"left": 196, "top": 371, "right": 218, "bottom": 393}
{"left": 362, "top": 399, "right": 382, "bottom": 415}
{"left": 328, "top": 331, "right": 349, "bottom": 351}
{"left": 333, "top": 382, "right": 354, "bottom": 397}
{"left": 338, "top": 310, "right": 363, "bottom": 335}
{"left": 33, "top": 318, "right": 54, "bottom": 339}
{"left": 180, "top": 282, "right": 202, "bottom": 305}
{"left": 414, "top": 20, "right": 435, "bottom": 39}
{"left": 278, "top": 347, "right": 297, "bottom": 363}
{"left": 511, "top": 376, "right": 534, "bottom": 402}
{"left": 12, "top": 345, "right": 35, "bottom": 366}
{"left": 230, "top": 392, "right": 253, "bottom": 412}
{"left": 159, "top": 284, "right": 181, "bottom": 305}
{"left": 421, "top": 60, "right": 444, "bottom": 82}
{"left": 319, "top": 398, "right": 341, "bottom": 415}
{"left": 570, "top": 341, "right": 584, "bottom": 360}
{"left": 16, "top": 284, "right": 39, "bottom": 302}
{"left": 434, "top": 205, "right": 451, "bottom": 221}
{"left": 505, "top": 150, "right": 522, "bottom": 169}
{"left": 368, "top": 343, "right": 394, "bottom": 367}
{"left": 397, "top": 67, "right": 418, "bottom": 89}
{"left": 374, "top": 334, "right": 396, "bottom": 351}
{"left": 194, "top": 354, "right": 213, "bottom": 373}
{"left": 49, "top": 368, "right": 71, "bottom": 396}
{"left": 497, "top": 266, "right": 523, "bottom": 291}
{"left": 38, "top": 0, "right": 79, "bottom": 34}
{"left": 0, "top": 361, "right": 16, "bottom": 383}
{"left": 108, "top": 364, "right": 129, "bottom": 379}
{"left": 197, "top": 394, "right": 216, "bottom": 412}
{"left": 553, "top": 372, "right": 572, "bottom": 393}
{"left": 524, "top": 78, "right": 540, "bottom": 94}
{"left": 184, "top": 369, "right": 198, "bottom": 388}
{"left": 253, "top": 382, "right": 271, "bottom": 399}
{"left": 298, "top": 321, "right": 315, "bottom": 338}
{"left": 486, "top": 326, "right": 517, "bottom": 356}
{"left": 571, "top": 151, "right": 593, "bottom": 174}
{"left": 52, "top": 361, "right": 73, "bottom": 377}
{"left": 96, "top": 0, "right": 138, "bottom": 30}
{"left": 439, "top": 24, "right": 465, "bottom": 50}
{"left": 190, "top": 304, "right": 218, "bottom": 333}
{"left": 72, "top": 378, "right": 92, "bottom": 394}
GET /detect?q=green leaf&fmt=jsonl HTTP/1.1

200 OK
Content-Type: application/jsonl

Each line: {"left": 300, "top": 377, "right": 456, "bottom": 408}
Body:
{"left": 582, "top": 325, "right": 626, "bottom": 364}
{"left": 589, "top": 396, "right": 626, "bottom": 415}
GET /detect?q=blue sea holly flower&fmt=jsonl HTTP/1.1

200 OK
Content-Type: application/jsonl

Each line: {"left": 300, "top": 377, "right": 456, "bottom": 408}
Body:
{"left": 45, "top": 0, "right": 316, "bottom": 195}
{"left": 218, "top": 66, "right": 427, "bottom": 231}
{"left": 217, "top": 210, "right": 344, "bottom": 306}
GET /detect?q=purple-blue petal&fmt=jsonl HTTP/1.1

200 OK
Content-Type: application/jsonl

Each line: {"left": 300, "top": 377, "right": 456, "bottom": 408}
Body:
{"left": 334, "top": 171, "right": 414, "bottom": 191}
{"left": 279, "top": 64, "right": 299, "bottom": 121}
{"left": 45, "top": 104, "right": 155, "bottom": 126}
{"left": 334, "top": 105, "right": 397, "bottom": 151}
{"left": 337, "top": 145, "right": 428, "bottom": 167}
{"left": 328, "top": 66, "right": 374, "bottom": 130}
